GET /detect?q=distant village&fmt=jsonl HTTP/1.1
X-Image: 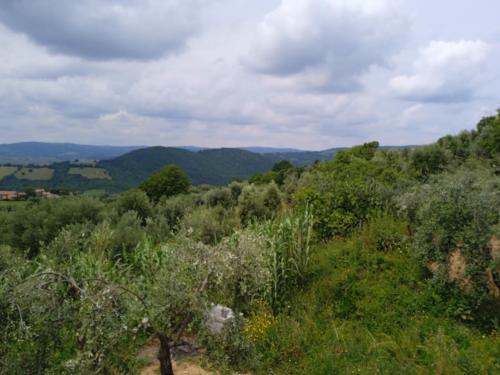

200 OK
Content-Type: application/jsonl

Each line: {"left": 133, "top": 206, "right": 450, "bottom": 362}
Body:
{"left": 0, "top": 188, "right": 60, "bottom": 201}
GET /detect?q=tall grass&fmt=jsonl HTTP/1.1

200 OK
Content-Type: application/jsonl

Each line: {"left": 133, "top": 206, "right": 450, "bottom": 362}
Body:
{"left": 261, "top": 207, "right": 314, "bottom": 314}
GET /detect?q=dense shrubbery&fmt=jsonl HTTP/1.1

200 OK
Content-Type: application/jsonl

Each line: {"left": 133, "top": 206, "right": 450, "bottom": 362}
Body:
{"left": 1, "top": 112, "right": 500, "bottom": 374}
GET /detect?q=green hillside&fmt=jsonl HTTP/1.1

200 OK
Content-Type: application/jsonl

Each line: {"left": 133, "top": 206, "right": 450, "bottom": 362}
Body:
{"left": 0, "top": 147, "right": 276, "bottom": 192}
{"left": 0, "top": 142, "right": 143, "bottom": 165}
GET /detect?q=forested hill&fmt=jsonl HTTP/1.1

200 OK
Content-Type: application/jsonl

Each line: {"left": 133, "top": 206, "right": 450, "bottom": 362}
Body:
{"left": 0, "top": 147, "right": 277, "bottom": 192}
{"left": 100, "top": 147, "right": 276, "bottom": 187}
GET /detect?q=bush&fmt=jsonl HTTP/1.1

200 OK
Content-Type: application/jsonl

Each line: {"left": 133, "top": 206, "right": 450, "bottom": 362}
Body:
{"left": 154, "top": 194, "right": 195, "bottom": 229}
{"left": 410, "top": 144, "right": 449, "bottom": 180}
{"left": 203, "top": 187, "right": 233, "bottom": 209}
{"left": 3, "top": 196, "right": 103, "bottom": 256}
{"left": 360, "top": 213, "right": 408, "bottom": 253}
{"left": 238, "top": 184, "right": 281, "bottom": 226}
{"left": 294, "top": 179, "right": 376, "bottom": 240}
{"left": 408, "top": 169, "right": 500, "bottom": 311}
{"left": 228, "top": 181, "right": 244, "bottom": 202}
{"left": 111, "top": 211, "right": 145, "bottom": 257}
{"left": 180, "top": 206, "right": 240, "bottom": 245}
{"left": 114, "top": 189, "right": 152, "bottom": 224}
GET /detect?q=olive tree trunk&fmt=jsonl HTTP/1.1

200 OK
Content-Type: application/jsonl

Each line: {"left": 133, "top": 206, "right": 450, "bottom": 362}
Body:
{"left": 158, "top": 333, "right": 174, "bottom": 375}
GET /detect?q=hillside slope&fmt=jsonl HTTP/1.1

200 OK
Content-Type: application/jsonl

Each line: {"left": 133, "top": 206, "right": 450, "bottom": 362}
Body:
{"left": 0, "top": 142, "right": 144, "bottom": 164}
{"left": 0, "top": 147, "right": 276, "bottom": 192}
{"left": 101, "top": 147, "right": 276, "bottom": 188}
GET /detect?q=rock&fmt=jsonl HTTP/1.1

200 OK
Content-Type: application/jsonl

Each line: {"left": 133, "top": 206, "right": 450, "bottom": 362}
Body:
{"left": 206, "top": 304, "right": 235, "bottom": 334}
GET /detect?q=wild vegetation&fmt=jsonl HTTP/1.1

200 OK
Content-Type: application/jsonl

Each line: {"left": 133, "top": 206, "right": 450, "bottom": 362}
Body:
{"left": 1, "top": 112, "right": 499, "bottom": 374}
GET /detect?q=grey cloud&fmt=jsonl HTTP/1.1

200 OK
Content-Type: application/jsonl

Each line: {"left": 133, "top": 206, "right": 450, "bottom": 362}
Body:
{"left": 0, "top": 0, "right": 203, "bottom": 60}
{"left": 244, "top": 0, "right": 409, "bottom": 92}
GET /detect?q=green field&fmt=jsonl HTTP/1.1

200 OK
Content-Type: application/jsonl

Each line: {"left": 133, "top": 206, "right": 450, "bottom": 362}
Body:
{"left": 15, "top": 167, "right": 54, "bottom": 180}
{"left": 68, "top": 167, "right": 111, "bottom": 180}
{"left": 0, "top": 166, "right": 18, "bottom": 181}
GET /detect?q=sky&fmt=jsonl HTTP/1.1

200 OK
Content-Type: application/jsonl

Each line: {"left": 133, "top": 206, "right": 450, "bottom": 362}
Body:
{"left": 0, "top": 0, "right": 498, "bottom": 150}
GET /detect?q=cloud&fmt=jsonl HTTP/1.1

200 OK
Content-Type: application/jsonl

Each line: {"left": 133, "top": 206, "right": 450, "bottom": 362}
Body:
{"left": 389, "top": 40, "right": 490, "bottom": 102}
{"left": 0, "top": 0, "right": 204, "bottom": 60}
{"left": 243, "top": 0, "right": 408, "bottom": 92}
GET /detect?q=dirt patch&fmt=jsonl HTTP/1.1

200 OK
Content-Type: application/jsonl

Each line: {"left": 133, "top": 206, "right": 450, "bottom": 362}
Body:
{"left": 490, "top": 236, "right": 500, "bottom": 261}
{"left": 139, "top": 340, "right": 217, "bottom": 375}
{"left": 448, "top": 250, "right": 472, "bottom": 294}
{"left": 427, "top": 261, "right": 442, "bottom": 275}
{"left": 487, "top": 270, "right": 500, "bottom": 298}
{"left": 488, "top": 236, "right": 500, "bottom": 298}
{"left": 140, "top": 361, "right": 215, "bottom": 375}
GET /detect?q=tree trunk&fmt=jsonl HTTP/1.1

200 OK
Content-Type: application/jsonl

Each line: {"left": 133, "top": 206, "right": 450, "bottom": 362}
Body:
{"left": 158, "top": 332, "right": 174, "bottom": 375}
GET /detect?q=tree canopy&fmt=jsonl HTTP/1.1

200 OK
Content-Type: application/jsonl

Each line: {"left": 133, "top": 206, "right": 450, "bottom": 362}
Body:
{"left": 140, "top": 164, "right": 191, "bottom": 202}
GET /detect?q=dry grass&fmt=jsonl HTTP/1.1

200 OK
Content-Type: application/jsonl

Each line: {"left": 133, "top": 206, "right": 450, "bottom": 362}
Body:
{"left": 448, "top": 249, "right": 472, "bottom": 293}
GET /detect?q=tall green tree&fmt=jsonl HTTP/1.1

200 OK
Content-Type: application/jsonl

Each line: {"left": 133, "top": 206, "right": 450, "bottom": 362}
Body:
{"left": 140, "top": 165, "right": 191, "bottom": 202}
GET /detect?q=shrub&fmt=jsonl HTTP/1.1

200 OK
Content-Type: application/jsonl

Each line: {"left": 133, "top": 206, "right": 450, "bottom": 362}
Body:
{"left": 410, "top": 144, "right": 449, "bottom": 180}
{"left": 360, "top": 213, "right": 408, "bottom": 253}
{"left": 154, "top": 194, "right": 195, "bottom": 230}
{"left": 409, "top": 169, "right": 500, "bottom": 311}
{"left": 238, "top": 184, "right": 281, "bottom": 226}
{"left": 203, "top": 187, "right": 233, "bottom": 209}
{"left": 111, "top": 211, "right": 145, "bottom": 256}
{"left": 228, "top": 181, "right": 244, "bottom": 202}
{"left": 294, "top": 179, "right": 377, "bottom": 240}
{"left": 181, "top": 206, "right": 240, "bottom": 245}
{"left": 4, "top": 196, "right": 103, "bottom": 256}
{"left": 114, "top": 189, "right": 152, "bottom": 224}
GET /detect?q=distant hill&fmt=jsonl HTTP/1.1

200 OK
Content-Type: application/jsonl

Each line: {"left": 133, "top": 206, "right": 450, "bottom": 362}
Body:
{"left": 0, "top": 147, "right": 276, "bottom": 192}
{"left": 240, "top": 147, "right": 304, "bottom": 154}
{"left": 98, "top": 147, "right": 276, "bottom": 189}
{"left": 266, "top": 148, "right": 344, "bottom": 165}
{"left": 0, "top": 142, "right": 318, "bottom": 164}
{"left": 0, "top": 143, "right": 415, "bottom": 192}
{"left": 0, "top": 142, "right": 145, "bottom": 164}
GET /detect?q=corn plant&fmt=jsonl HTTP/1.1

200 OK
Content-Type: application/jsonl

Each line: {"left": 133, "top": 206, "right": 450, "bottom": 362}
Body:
{"left": 261, "top": 207, "right": 314, "bottom": 314}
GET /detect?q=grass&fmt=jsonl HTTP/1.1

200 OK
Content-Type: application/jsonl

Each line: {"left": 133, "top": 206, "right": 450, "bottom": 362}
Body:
{"left": 251, "top": 216, "right": 500, "bottom": 375}
{"left": 68, "top": 167, "right": 111, "bottom": 180}
{"left": 15, "top": 167, "right": 54, "bottom": 180}
{"left": 0, "top": 166, "right": 18, "bottom": 181}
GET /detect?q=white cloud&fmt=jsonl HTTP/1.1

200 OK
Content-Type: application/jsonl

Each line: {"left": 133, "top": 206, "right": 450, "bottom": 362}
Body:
{"left": 243, "top": 0, "right": 408, "bottom": 92}
{"left": 390, "top": 40, "right": 490, "bottom": 102}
